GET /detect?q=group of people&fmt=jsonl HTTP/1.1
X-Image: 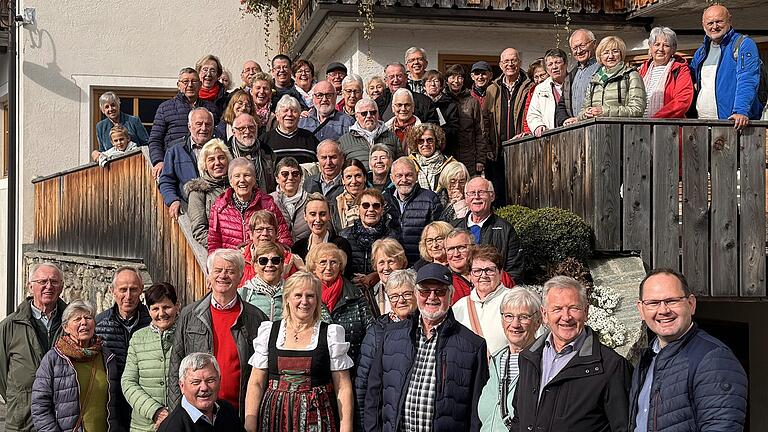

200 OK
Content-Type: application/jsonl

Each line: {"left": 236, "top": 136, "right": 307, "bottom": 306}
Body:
{"left": 0, "top": 3, "right": 759, "bottom": 432}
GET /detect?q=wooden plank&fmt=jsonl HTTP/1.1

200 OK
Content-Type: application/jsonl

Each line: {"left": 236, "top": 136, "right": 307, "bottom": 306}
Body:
{"left": 739, "top": 126, "right": 766, "bottom": 297}
{"left": 541, "top": 136, "right": 555, "bottom": 208}
{"left": 622, "top": 124, "right": 652, "bottom": 264}
{"left": 681, "top": 125, "right": 710, "bottom": 296}
{"left": 587, "top": 123, "right": 622, "bottom": 250}
{"left": 651, "top": 125, "right": 681, "bottom": 270}
{"left": 569, "top": 128, "right": 588, "bottom": 219}
{"left": 709, "top": 126, "right": 738, "bottom": 296}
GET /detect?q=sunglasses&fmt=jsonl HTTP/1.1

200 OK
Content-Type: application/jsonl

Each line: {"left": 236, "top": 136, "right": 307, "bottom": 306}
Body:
{"left": 279, "top": 170, "right": 301, "bottom": 179}
{"left": 257, "top": 256, "right": 283, "bottom": 266}
{"left": 360, "top": 202, "right": 382, "bottom": 210}
{"left": 417, "top": 288, "right": 449, "bottom": 298}
{"left": 357, "top": 110, "right": 377, "bottom": 117}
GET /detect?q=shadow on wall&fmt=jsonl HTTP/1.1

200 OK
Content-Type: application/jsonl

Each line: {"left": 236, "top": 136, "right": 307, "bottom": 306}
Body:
{"left": 22, "top": 25, "right": 81, "bottom": 101}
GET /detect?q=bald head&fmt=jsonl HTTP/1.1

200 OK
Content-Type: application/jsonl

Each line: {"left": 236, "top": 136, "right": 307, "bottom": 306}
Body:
{"left": 313, "top": 81, "right": 337, "bottom": 117}
{"left": 702, "top": 4, "right": 732, "bottom": 43}
{"left": 500, "top": 48, "right": 521, "bottom": 81}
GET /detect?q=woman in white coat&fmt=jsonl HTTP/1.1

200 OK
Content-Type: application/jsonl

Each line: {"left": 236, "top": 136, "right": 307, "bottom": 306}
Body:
{"left": 526, "top": 48, "right": 569, "bottom": 137}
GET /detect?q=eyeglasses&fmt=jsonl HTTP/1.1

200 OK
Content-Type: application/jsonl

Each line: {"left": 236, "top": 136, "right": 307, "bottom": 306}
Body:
{"left": 419, "top": 138, "right": 436, "bottom": 144}
{"left": 179, "top": 79, "right": 201, "bottom": 86}
{"left": 360, "top": 202, "right": 382, "bottom": 210}
{"left": 343, "top": 89, "right": 362, "bottom": 95}
{"left": 640, "top": 296, "right": 690, "bottom": 310}
{"left": 418, "top": 288, "right": 449, "bottom": 298}
{"left": 406, "top": 57, "right": 426, "bottom": 64}
{"left": 501, "top": 312, "right": 536, "bottom": 323}
{"left": 318, "top": 260, "right": 340, "bottom": 268}
{"left": 570, "top": 41, "right": 594, "bottom": 52}
{"left": 314, "top": 92, "right": 335, "bottom": 100}
{"left": 252, "top": 226, "right": 276, "bottom": 234}
{"left": 258, "top": 256, "right": 283, "bottom": 266}
{"left": 471, "top": 267, "right": 497, "bottom": 277}
{"left": 466, "top": 190, "right": 491, "bottom": 198}
{"left": 279, "top": 170, "right": 302, "bottom": 179}
{"left": 233, "top": 125, "right": 258, "bottom": 133}
{"left": 425, "top": 236, "right": 445, "bottom": 247}
{"left": 357, "top": 110, "right": 377, "bottom": 117}
{"left": 425, "top": 79, "right": 441, "bottom": 85}
{"left": 449, "top": 178, "right": 466, "bottom": 186}
{"left": 295, "top": 68, "right": 312, "bottom": 75}
{"left": 393, "top": 103, "right": 413, "bottom": 109}
{"left": 601, "top": 49, "right": 622, "bottom": 56}
{"left": 31, "top": 278, "right": 62, "bottom": 287}
{"left": 388, "top": 292, "right": 414, "bottom": 303}
{"left": 200, "top": 67, "right": 218, "bottom": 74}
{"left": 446, "top": 244, "right": 470, "bottom": 255}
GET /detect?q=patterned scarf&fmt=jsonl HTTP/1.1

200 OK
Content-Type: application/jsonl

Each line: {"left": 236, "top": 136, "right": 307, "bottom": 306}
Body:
{"left": 643, "top": 60, "right": 672, "bottom": 117}
{"left": 596, "top": 62, "right": 624, "bottom": 86}
{"left": 350, "top": 217, "right": 389, "bottom": 252}
{"left": 254, "top": 105, "right": 270, "bottom": 127}
{"left": 55, "top": 334, "right": 103, "bottom": 362}
{"left": 415, "top": 151, "right": 446, "bottom": 190}
{"left": 233, "top": 194, "right": 251, "bottom": 215}
{"left": 322, "top": 276, "right": 344, "bottom": 312}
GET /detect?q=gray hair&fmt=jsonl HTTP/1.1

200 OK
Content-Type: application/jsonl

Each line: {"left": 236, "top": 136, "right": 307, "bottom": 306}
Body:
{"left": 99, "top": 92, "right": 120, "bottom": 109}
{"left": 342, "top": 73, "right": 364, "bottom": 89}
{"left": 570, "top": 28, "right": 596, "bottom": 45}
{"left": 391, "top": 156, "right": 417, "bottom": 172}
{"left": 649, "top": 26, "right": 678, "bottom": 53}
{"left": 62, "top": 300, "right": 97, "bottom": 329}
{"left": 465, "top": 175, "right": 494, "bottom": 194}
{"left": 500, "top": 286, "right": 543, "bottom": 315}
{"left": 404, "top": 47, "right": 427, "bottom": 62}
{"left": 188, "top": 107, "right": 214, "bottom": 124}
{"left": 446, "top": 227, "right": 474, "bottom": 243}
{"left": 542, "top": 276, "right": 588, "bottom": 309}
{"left": 112, "top": 266, "right": 142, "bottom": 289}
{"left": 437, "top": 161, "right": 469, "bottom": 192}
{"left": 391, "top": 88, "right": 414, "bottom": 106}
{"left": 227, "top": 156, "right": 256, "bottom": 178}
{"left": 354, "top": 98, "right": 377, "bottom": 113}
{"left": 178, "top": 352, "right": 221, "bottom": 381}
{"left": 369, "top": 144, "right": 392, "bottom": 159}
{"left": 29, "top": 263, "right": 63, "bottom": 283}
{"left": 276, "top": 94, "right": 301, "bottom": 113}
{"left": 207, "top": 248, "right": 246, "bottom": 278}
{"left": 316, "top": 139, "right": 343, "bottom": 156}
{"left": 384, "top": 269, "right": 417, "bottom": 293}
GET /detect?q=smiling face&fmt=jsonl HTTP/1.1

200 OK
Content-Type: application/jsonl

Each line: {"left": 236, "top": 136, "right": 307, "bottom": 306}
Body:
{"left": 406, "top": 51, "right": 428, "bottom": 78}
{"left": 342, "top": 82, "right": 363, "bottom": 112}
{"left": 392, "top": 93, "right": 414, "bottom": 123}
{"left": 180, "top": 365, "right": 220, "bottom": 417}
{"left": 471, "top": 70, "right": 492, "bottom": 88}
{"left": 101, "top": 102, "right": 120, "bottom": 122}
{"left": 313, "top": 81, "right": 337, "bottom": 118}
{"left": 465, "top": 177, "right": 493, "bottom": 218}
{"left": 149, "top": 298, "right": 179, "bottom": 331}
{"left": 199, "top": 60, "right": 221, "bottom": 90}
{"left": 277, "top": 165, "right": 302, "bottom": 196}
{"left": 445, "top": 233, "right": 472, "bottom": 273}
{"left": 64, "top": 311, "right": 95, "bottom": 346}
{"left": 386, "top": 283, "right": 416, "bottom": 320}
{"left": 447, "top": 73, "right": 465, "bottom": 94}
{"left": 178, "top": 71, "right": 201, "bottom": 100}
{"left": 189, "top": 110, "right": 213, "bottom": 145}
{"left": 499, "top": 48, "right": 521, "bottom": 80}
{"left": 600, "top": 46, "right": 623, "bottom": 69}
{"left": 327, "top": 70, "right": 347, "bottom": 91}
{"left": 272, "top": 58, "right": 292, "bottom": 87}
{"left": 205, "top": 149, "right": 228, "bottom": 179}
{"left": 502, "top": 305, "right": 539, "bottom": 351}
{"left": 649, "top": 36, "right": 674, "bottom": 66}
{"left": 424, "top": 76, "right": 443, "bottom": 99}
{"left": 29, "top": 265, "right": 63, "bottom": 311}
{"left": 358, "top": 194, "right": 384, "bottom": 227}
{"left": 251, "top": 80, "right": 273, "bottom": 109}
{"left": 304, "top": 200, "right": 330, "bottom": 236}
{"left": 343, "top": 165, "right": 366, "bottom": 196}
{"left": 232, "top": 95, "right": 253, "bottom": 117}
{"left": 110, "top": 131, "right": 130, "bottom": 151}
{"left": 277, "top": 104, "right": 299, "bottom": 131}
{"left": 241, "top": 60, "right": 261, "bottom": 87}
{"left": 314, "top": 253, "right": 342, "bottom": 284}
{"left": 355, "top": 101, "right": 379, "bottom": 131}
{"left": 702, "top": 5, "right": 732, "bottom": 44}
{"left": 570, "top": 30, "right": 596, "bottom": 65}
{"left": 288, "top": 285, "right": 318, "bottom": 322}
{"left": 469, "top": 258, "right": 501, "bottom": 298}
{"left": 229, "top": 164, "right": 256, "bottom": 200}
{"left": 638, "top": 273, "right": 696, "bottom": 348}
{"left": 391, "top": 161, "right": 417, "bottom": 197}
{"left": 543, "top": 286, "right": 588, "bottom": 351}
{"left": 417, "top": 130, "right": 437, "bottom": 157}
{"left": 416, "top": 280, "right": 452, "bottom": 321}
{"left": 367, "top": 78, "right": 386, "bottom": 99}
{"left": 424, "top": 226, "right": 446, "bottom": 262}
{"left": 207, "top": 257, "right": 241, "bottom": 298}
{"left": 294, "top": 65, "right": 314, "bottom": 90}
{"left": 385, "top": 65, "right": 407, "bottom": 92}
{"left": 112, "top": 270, "right": 143, "bottom": 319}
{"left": 375, "top": 253, "right": 403, "bottom": 284}
{"left": 255, "top": 252, "right": 284, "bottom": 285}
{"left": 250, "top": 222, "right": 277, "bottom": 244}
{"left": 531, "top": 66, "right": 549, "bottom": 85}
{"left": 370, "top": 150, "right": 391, "bottom": 177}
{"left": 317, "top": 143, "right": 344, "bottom": 180}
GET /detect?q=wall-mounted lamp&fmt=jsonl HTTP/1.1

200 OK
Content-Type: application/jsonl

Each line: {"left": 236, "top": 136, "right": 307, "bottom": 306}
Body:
{"left": 14, "top": 7, "right": 35, "bottom": 26}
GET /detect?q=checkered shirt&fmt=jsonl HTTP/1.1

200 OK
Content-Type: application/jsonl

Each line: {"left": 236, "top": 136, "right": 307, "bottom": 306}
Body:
{"left": 400, "top": 320, "right": 440, "bottom": 432}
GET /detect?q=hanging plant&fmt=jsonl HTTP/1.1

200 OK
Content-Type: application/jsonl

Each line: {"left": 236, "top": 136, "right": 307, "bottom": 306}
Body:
{"left": 550, "top": 0, "right": 572, "bottom": 49}
{"left": 358, "top": 0, "right": 375, "bottom": 58}
{"left": 241, "top": 0, "right": 296, "bottom": 56}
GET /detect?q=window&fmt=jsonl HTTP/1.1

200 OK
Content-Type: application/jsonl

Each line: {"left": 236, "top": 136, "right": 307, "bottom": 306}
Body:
{"left": 2, "top": 103, "right": 8, "bottom": 179}
{"left": 91, "top": 88, "right": 177, "bottom": 151}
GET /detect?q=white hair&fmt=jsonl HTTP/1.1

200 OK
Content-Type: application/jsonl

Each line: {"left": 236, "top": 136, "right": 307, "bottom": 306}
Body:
{"left": 178, "top": 352, "right": 221, "bottom": 381}
{"left": 542, "top": 276, "right": 588, "bottom": 309}
{"left": 342, "top": 73, "right": 364, "bottom": 89}
{"left": 391, "top": 88, "right": 414, "bottom": 106}
{"left": 648, "top": 26, "right": 678, "bottom": 52}
{"left": 188, "top": 107, "right": 214, "bottom": 124}
{"left": 404, "top": 47, "right": 427, "bottom": 62}
{"left": 206, "top": 248, "right": 246, "bottom": 278}
{"left": 99, "top": 92, "right": 120, "bottom": 109}
{"left": 276, "top": 94, "right": 301, "bottom": 113}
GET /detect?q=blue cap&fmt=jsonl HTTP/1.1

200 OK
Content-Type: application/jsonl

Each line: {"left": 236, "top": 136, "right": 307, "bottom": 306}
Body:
{"left": 471, "top": 61, "right": 491, "bottom": 73}
{"left": 416, "top": 263, "right": 453, "bottom": 285}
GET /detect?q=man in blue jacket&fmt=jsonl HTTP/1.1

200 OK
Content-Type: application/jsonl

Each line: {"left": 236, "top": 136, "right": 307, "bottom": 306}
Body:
{"left": 630, "top": 268, "right": 748, "bottom": 432}
{"left": 690, "top": 4, "right": 763, "bottom": 130}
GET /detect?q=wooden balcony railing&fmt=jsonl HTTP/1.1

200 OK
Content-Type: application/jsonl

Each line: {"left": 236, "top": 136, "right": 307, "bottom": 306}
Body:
{"left": 503, "top": 118, "right": 768, "bottom": 299}
{"left": 33, "top": 148, "right": 208, "bottom": 306}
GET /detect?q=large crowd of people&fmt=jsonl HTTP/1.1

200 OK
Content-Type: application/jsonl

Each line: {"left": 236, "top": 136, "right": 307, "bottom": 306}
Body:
{"left": 0, "top": 4, "right": 762, "bottom": 432}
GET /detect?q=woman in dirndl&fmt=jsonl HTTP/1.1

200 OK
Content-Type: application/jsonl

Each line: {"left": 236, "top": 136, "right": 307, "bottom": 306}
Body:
{"left": 244, "top": 271, "right": 354, "bottom": 432}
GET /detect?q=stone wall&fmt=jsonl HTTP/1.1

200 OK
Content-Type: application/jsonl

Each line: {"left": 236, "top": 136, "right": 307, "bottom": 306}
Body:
{"left": 24, "top": 252, "right": 152, "bottom": 314}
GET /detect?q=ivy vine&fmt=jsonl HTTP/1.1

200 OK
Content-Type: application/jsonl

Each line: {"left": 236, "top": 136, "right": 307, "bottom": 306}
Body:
{"left": 241, "top": 0, "right": 296, "bottom": 56}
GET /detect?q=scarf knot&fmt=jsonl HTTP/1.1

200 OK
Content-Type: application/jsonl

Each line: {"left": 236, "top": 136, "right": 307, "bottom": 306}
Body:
{"left": 55, "top": 335, "right": 103, "bottom": 362}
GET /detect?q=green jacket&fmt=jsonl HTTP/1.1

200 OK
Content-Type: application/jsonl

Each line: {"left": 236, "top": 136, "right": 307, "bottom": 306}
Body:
{"left": 0, "top": 297, "right": 67, "bottom": 432}
{"left": 578, "top": 62, "right": 647, "bottom": 120}
{"left": 238, "top": 280, "right": 284, "bottom": 321}
{"left": 121, "top": 324, "right": 176, "bottom": 432}
{"left": 478, "top": 346, "right": 518, "bottom": 432}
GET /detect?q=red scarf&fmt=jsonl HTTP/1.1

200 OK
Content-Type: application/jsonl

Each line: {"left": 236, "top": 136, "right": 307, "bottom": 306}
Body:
{"left": 392, "top": 116, "right": 417, "bottom": 152}
{"left": 198, "top": 82, "right": 221, "bottom": 101}
{"left": 322, "top": 277, "right": 344, "bottom": 312}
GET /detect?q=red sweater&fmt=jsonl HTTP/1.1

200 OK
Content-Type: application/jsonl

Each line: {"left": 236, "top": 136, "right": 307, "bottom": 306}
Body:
{"left": 210, "top": 302, "right": 242, "bottom": 410}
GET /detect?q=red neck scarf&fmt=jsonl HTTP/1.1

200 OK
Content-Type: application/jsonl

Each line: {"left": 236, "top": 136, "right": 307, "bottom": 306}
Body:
{"left": 198, "top": 82, "right": 221, "bottom": 101}
{"left": 322, "top": 277, "right": 344, "bottom": 312}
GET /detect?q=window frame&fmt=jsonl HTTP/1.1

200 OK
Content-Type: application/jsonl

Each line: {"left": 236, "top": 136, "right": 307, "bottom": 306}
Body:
{"left": 91, "top": 88, "right": 177, "bottom": 151}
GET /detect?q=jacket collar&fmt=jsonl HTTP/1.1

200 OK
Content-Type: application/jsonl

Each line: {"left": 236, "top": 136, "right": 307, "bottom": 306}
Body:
{"left": 524, "top": 325, "right": 599, "bottom": 366}
{"left": 333, "top": 278, "right": 364, "bottom": 311}
{"left": 406, "top": 308, "right": 459, "bottom": 344}
{"left": 13, "top": 297, "right": 67, "bottom": 324}
{"left": 653, "top": 322, "right": 699, "bottom": 360}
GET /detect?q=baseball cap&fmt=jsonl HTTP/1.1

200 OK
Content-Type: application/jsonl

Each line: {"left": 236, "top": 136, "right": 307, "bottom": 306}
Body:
{"left": 471, "top": 61, "right": 491, "bottom": 73}
{"left": 326, "top": 62, "right": 347, "bottom": 74}
{"left": 416, "top": 263, "right": 453, "bottom": 285}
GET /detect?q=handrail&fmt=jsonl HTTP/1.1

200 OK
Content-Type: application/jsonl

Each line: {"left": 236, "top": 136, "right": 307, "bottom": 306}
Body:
{"left": 33, "top": 148, "right": 209, "bottom": 306}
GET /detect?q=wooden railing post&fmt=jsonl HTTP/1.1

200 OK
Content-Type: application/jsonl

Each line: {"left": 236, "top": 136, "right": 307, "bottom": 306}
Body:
{"left": 586, "top": 122, "right": 622, "bottom": 250}
{"left": 651, "top": 124, "right": 681, "bottom": 270}
{"left": 622, "top": 123, "right": 651, "bottom": 263}
{"left": 739, "top": 126, "right": 767, "bottom": 297}
{"left": 681, "top": 125, "right": 710, "bottom": 296}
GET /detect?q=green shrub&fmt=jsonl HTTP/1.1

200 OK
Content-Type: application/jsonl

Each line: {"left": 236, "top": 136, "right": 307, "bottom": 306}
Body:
{"left": 495, "top": 205, "right": 594, "bottom": 281}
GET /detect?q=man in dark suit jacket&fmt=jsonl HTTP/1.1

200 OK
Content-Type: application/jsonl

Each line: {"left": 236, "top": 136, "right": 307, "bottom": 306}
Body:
{"left": 375, "top": 62, "right": 439, "bottom": 124}
{"left": 159, "top": 352, "right": 244, "bottom": 432}
{"left": 452, "top": 176, "right": 524, "bottom": 281}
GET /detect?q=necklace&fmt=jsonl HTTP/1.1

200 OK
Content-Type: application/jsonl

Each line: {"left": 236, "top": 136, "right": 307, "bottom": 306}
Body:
{"left": 288, "top": 321, "right": 312, "bottom": 342}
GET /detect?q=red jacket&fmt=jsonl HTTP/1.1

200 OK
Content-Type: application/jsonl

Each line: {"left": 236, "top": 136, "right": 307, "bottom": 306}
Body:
{"left": 638, "top": 55, "right": 694, "bottom": 119}
{"left": 207, "top": 187, "right": 292, "bottom": 253}
{"left": 521, "top": 87, "right": 536, "bottom": 135}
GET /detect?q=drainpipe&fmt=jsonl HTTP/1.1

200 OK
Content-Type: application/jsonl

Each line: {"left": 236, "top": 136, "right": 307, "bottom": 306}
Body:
{"left": 6, "top": 0, "right": 17, "bottom": 314}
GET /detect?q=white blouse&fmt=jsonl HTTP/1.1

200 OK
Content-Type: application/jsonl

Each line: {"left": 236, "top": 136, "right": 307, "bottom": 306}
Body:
{"left": 248, "top": 320, "right": 353, "bottom": 371}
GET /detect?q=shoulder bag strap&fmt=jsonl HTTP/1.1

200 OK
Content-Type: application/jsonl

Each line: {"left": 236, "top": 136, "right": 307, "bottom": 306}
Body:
{"left": 466, "top": 296, "right": 484, "bottom": 338}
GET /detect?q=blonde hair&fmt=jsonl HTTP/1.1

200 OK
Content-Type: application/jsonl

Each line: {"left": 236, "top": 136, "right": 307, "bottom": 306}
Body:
{"left": 197, "top": 139, "right": 233, "bottom": 175}
{"left": 306, "top": 243, "right": 347, "bottom": 275}
{"left": 595, "top": 36, "right": 627, "bottom": 65}
{"left": 418, "top": 221, "right": 453, "bottom": 262}
{"left": 195, "top": 54, "right": 223, "bottom": 78}
{"left": 437, "top": 161, "right": 469, "bottom": 192}
{"left": 282, "top": 271, "right": 324, "bottom": 323}
{"left": 371, "top": 238, "right": 407, "bottom": 269}
{"left": 109, "top": 125, "right": 130, "bottom": 141}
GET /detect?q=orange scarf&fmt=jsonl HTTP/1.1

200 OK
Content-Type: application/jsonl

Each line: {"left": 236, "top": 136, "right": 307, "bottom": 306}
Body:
{"left": 322, "top": 277, "right": 344, "bottom": 312}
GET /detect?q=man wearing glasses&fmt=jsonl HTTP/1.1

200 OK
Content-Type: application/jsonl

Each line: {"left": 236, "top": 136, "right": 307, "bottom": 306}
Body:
{"left": 228, "top": 113, "right": 277, "bottom": 192}
{"left": 364, "top": 263, "right": 489, "bottom": 432}
{"left": 405, "top": 47, "right": 429, "bottom": 94}
{"left": 298, "top": 80, "right": 354, "bottom": 142}
{"left": 338, "top": 98, "right": 402, "bottom": 167}
{"left": 512, "top": 276, "right": 632, "bottom": 432}
{"left": 452, "top": 176, "right": 523, "bottom": 281}
{"left": 555, "top": 28, "right": 600, "bottom": 127}
{"left": 629, "top": 268, "right": 747, "bottom": 431}
{"left": 0, "top": 263, "right": 68, "bottom": 432}
{"left": 269, "top": 54, "right": 309, "bottom": 111}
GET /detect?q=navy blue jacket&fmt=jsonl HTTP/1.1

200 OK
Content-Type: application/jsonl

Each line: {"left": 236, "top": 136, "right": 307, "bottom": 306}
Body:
{"left": 690, "top": 28, "right": 764, "bottom": 119}
{"left": 628, "top": 324, "right": 748, "bottom": 432}
{"left": 158, "top": 136, "right": 200, "bottom": 206}
{"left": 384, "top": 184, "right": 444, "bottom": 265}
{"left": 364, "top": 310, "right": 489, "bottom": 432}
{"left": 97, "top": 112, "right": 149, "bottom": 151}
{"left": 148, "top": 93, "right": 218, "bottom": 165}
{"left": 355, "top": 314, "right": 392, "bottom": 430}
{"left": 452, "top": 213, "right": 524, "bottom": 281}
